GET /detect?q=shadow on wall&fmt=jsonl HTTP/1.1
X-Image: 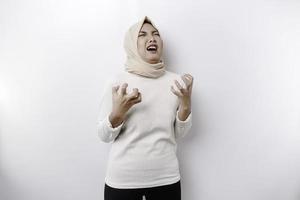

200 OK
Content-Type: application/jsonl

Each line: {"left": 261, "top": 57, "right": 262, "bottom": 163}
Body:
{"left": 297, "top": 191, "right": 300, "bottom": 200}
{"left": 0, "top": 105, "right": 20, "bottom": 199}
{"left": 0, "top": 169, "right": 22, "bottom": 200}
{"left": 0, "top": 118, "right": 22, "bottom": 198}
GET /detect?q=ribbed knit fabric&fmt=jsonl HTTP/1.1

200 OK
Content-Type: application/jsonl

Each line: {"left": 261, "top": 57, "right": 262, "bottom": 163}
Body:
{"left": 97, "top": 70, "right": 192, "bottom": 189}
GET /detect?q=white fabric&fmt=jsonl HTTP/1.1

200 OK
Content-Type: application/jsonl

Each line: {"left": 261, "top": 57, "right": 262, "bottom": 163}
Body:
{"left": 124, "top": 16, "right": 165, "bottom": 78}
{"left": 97, "top": 70, "right": 192, "bottom": 189}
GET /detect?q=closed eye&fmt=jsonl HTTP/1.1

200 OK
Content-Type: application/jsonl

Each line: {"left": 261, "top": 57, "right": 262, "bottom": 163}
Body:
{"left": 138, "top": 31, "right": 160, "bottom": 37}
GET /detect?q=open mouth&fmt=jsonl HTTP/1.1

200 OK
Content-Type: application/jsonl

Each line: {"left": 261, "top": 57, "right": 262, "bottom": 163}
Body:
{"left": 146, "top": 44, "right": 158, "bottom": 53}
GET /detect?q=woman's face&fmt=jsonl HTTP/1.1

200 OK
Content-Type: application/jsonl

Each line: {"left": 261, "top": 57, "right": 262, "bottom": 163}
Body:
{"left": 137, "top": 23, "right": 163, "bottom": 64}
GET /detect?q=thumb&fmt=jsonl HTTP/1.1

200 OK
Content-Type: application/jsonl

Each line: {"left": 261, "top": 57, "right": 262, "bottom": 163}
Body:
{"left": 112, "top": 85, "right": 120, "bottom": 95}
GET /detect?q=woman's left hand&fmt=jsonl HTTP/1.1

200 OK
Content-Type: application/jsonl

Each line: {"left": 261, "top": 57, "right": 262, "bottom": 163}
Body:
{"left": 170, "top": 74, "right": 193, "bottom": 108}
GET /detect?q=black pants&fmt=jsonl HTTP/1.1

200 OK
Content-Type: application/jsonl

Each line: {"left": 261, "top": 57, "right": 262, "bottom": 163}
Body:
{"left": 104, "top": 180, "right": 181, "bottom": 200}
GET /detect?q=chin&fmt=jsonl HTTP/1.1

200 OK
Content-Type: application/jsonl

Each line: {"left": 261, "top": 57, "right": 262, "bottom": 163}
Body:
{"left": 147, "top": 56, "right": 161, "bottom": 63}
{"left": 147, "top": 59, "right": 160, "bottom": 64}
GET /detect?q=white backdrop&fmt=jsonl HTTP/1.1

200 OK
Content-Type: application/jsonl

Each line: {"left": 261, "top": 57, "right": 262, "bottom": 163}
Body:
{"left": 1, "top": 0, "right": 300, "bottom": 200}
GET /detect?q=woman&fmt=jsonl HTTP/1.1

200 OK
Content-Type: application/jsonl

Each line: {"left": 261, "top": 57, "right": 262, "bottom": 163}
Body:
{"left": 97, "top": 16, "right": 193, "bottom": 200}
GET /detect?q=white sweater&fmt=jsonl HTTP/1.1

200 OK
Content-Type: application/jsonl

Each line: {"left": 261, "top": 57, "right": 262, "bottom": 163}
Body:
{"left": 97, "top": 70, "right": 192, "bottom": 189}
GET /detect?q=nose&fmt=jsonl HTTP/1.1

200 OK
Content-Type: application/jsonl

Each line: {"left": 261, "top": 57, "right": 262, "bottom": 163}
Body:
{"left": 149, "top": 35, "right": 156, "bottom": 43}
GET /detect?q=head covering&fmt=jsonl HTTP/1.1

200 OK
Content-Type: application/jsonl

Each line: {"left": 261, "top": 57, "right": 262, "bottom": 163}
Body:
{"left": 124, "top": 16, "right": 165, "bottom": 78}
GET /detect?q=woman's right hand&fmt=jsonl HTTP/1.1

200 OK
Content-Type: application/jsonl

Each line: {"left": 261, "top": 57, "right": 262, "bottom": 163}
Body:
{"left": 109, "top": 83, "right": 142, "bottom": 127}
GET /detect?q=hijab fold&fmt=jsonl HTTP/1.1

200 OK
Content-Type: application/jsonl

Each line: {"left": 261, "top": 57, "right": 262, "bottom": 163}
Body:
{"left": 124, "top": 16, "right": 165, "bottom": 78}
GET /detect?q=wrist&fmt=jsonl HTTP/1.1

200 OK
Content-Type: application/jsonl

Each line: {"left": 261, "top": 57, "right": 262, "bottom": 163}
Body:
{"left": 109, "top": 111, "right": 125, "bottom": 128}
{"left": 110, "top": 111, "right": 124, "bottom": 120}
{"left": 177, "top": 107, "right": 191, "bottom": 121}
{"left": 179, "top": 100, "right": 191, "bottom": 110}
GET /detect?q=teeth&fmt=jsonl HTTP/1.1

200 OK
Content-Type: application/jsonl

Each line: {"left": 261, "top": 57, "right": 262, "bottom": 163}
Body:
{"left": 147, "top": 45, "right": 157, "bottom": 50}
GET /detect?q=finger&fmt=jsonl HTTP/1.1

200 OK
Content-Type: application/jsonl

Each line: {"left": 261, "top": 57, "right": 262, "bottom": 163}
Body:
{"left": 186, "top": 74, "right": 193, "bottom": 83}
{"left": 175, "top": 80, "right": 185, "bottom": 94}
{"left": 171, "top": 86, "right": 183, "bottom": 97}
{"left": 127, "top": 88, "right": 139, "bottom": 100}
{"left": 129, "top": 93, "right": 142, "bottom": 104}
{"left": 187, "top": 74, "right": 193, "bottom": 79}
{"left": 120, "top": 83, "right": 128, "bottom": 95}
{"left": 181, "top": 75, "right": 190, "bottom": 88}
{"left": 184, "top": 74, "right": 194, "bottom": 89}
{"left": 189, "top": 75, "right": 194, "bottom": 88}
{"left": 112, "top": 85, "right": 120, "bottom": 95}
{"left": 175, "top": 80, "right": 183, "bottom": 89}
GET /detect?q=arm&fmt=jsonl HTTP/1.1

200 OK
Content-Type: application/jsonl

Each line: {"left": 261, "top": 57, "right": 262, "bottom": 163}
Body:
{"left": 174, "top": 105, "right": 192, "bottom": 140}
{"left": 96, "top": 79, "right": 124, "bottom": 143}
{"left": 97, "top": 79, "right": 141, "bottom": 143}
{"left": 97, "top": 114, "right": 124, "bottom": 143}
{"left": 171, "top": 73, "right": 194, "bottom": 139}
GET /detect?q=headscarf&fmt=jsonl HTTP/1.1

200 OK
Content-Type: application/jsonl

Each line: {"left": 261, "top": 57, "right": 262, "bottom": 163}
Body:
{"left": 124, "top": 16, "right": 165, "bottom": 78}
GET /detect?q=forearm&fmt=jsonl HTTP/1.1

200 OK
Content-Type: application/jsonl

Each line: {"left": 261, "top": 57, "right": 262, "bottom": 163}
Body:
{"left": 109, "top": 111, "right": 125, "bottom": 128}
{"left": 178, "top": 100, "right": 191, "bottom": 121}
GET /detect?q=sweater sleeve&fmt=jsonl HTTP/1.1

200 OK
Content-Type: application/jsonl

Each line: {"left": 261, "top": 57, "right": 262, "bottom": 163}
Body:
{"left": 97, "top": 78, "right": 124, "bottom": 143}
{"left": 174, "top": 109, "right": 192, "bottom": 140}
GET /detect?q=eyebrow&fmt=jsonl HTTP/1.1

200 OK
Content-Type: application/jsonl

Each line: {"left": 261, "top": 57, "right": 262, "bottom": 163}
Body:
{"left": 139, "top": 30, "right": 159, "bottom": 34}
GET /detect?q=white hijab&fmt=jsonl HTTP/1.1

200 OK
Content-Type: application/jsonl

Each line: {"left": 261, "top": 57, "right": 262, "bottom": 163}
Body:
{"left": 124, "top": 16, "right": 165, "bottom": 78}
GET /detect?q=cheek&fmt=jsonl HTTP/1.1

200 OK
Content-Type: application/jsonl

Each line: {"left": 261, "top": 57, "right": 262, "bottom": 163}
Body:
{"left": 158, "top": 41, "right": 163, "bottom": 53}
{"left": 157, "top": 39, "right": 163, "bottom": 48}
{"left": 137, "top": 44, "right": 146, "bottom": 58}
{"left": 137, "top": 44, "right": 143, "bottom": 53}
{"left": 137, "top": 40, "right": 145, "bottom": 51}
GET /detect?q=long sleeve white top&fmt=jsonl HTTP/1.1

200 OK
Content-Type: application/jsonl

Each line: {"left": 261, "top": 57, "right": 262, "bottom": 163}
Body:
{"left": 97, "top": 70, "right": 192, "bottom": 189}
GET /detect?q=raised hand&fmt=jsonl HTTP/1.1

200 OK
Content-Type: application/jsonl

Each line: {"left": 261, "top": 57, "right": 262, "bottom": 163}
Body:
{"left": 109, "top": 83, "right": 142, "bottom": 127}
{"left": 170, "top": 74, "right": 193, "bottom": 121}
{"left": 171, "top": 74, "right": 193, "bottom": 107}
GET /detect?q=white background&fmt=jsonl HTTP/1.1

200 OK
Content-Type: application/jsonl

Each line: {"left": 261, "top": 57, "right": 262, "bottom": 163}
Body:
{"left": 1, "top": 0, "right": 300, "bottom": 199}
